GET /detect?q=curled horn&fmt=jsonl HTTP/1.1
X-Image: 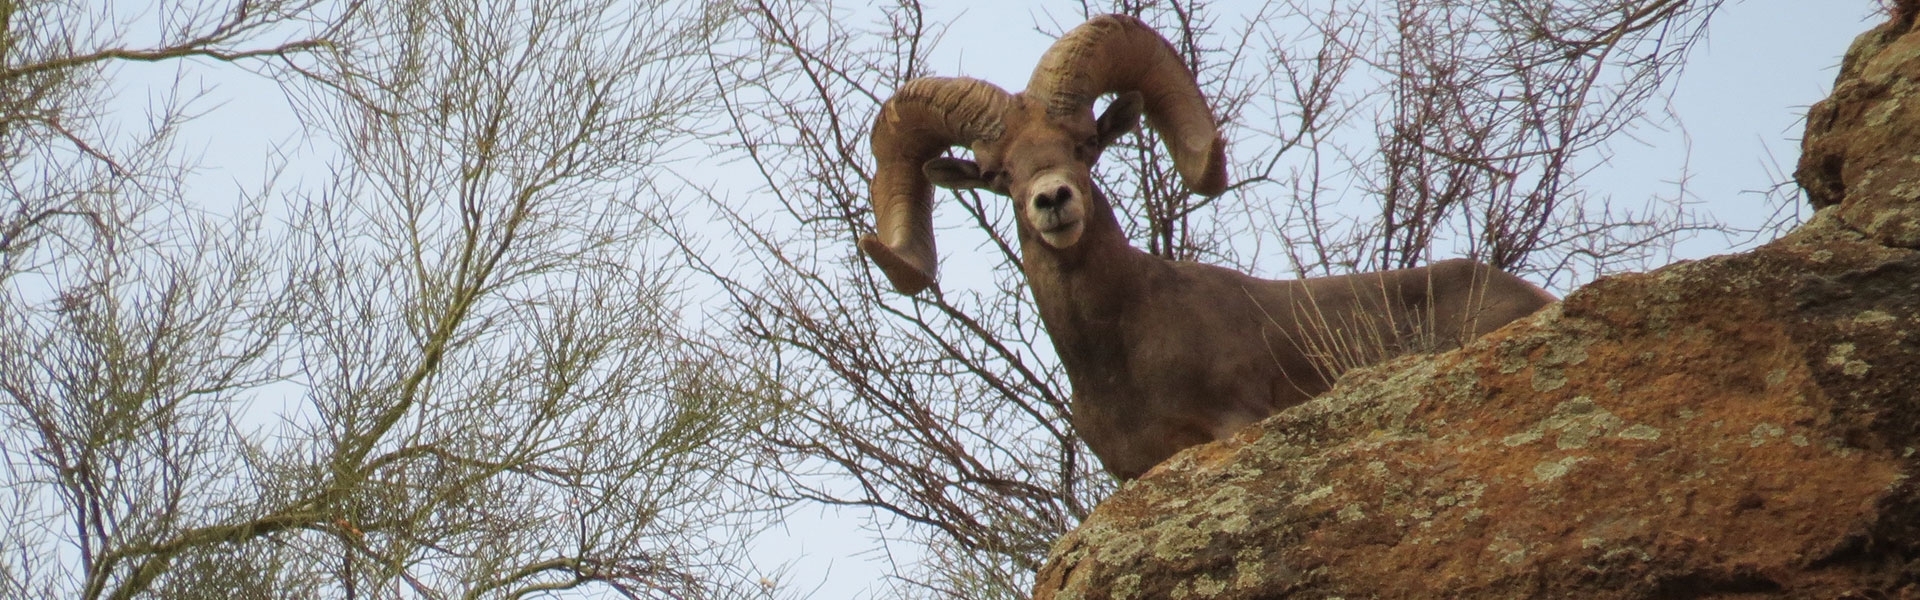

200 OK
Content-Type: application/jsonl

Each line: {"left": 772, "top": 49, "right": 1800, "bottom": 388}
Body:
{"left": 862, "top": 77, "right": 1013, "bottom": 295}
{"left": 1027, "top": 14, "right": 1227, "bottom": 195}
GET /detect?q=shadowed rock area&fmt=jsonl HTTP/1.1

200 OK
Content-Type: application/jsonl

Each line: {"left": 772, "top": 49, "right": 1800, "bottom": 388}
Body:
{"left": 1034, "top": 6, "right": 1920, "bottom": 599}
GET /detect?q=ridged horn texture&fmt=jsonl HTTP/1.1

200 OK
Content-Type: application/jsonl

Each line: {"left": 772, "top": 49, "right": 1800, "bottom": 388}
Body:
{"left": 1027, "top": 14, "right": 1228, "bottom": 196}
{"left": 864, "top": 76, "right": 1013, "bottom": 295}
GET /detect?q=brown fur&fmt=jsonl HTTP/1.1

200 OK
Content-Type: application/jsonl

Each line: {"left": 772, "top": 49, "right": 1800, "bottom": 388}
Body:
{"left": 869, "top": 15, "right": 1555, "bottom": 479}
{"left": 1016, "top": 187, "right": 1553, "bottom": 479}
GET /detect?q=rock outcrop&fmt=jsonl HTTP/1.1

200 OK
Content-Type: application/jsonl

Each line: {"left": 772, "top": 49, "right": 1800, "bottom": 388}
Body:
{"left": 1035, "top": 7, "right": 1920, "bottom": 599}
{"left": 1798, "top": 5, "right": 1920, "bottom": 250}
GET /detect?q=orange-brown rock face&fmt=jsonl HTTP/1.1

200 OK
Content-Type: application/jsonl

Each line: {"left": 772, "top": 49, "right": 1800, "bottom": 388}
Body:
{"left": 1798, "top": 6, "right": 1920, "bottom": 249}
{"left": 1036, "top": 7, "right": 1920, "bottom": 599}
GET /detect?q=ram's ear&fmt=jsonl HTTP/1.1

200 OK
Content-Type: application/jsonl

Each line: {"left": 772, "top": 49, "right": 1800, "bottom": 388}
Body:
{"left": 923, "top": 157, "right": 988, "bottom": 190}
{"left": 1095, "top": 91, "right": 1144, "bottom": 149}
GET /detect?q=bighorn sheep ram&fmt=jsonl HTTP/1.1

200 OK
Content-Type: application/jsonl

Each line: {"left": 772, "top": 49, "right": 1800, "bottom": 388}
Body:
{"left": 861, "top": 14, "right": 1555, "bottom": 479}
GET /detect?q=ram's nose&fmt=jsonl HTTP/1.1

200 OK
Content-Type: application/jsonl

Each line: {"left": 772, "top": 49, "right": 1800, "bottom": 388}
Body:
{"left": 1027, "top": 173, "right": 1079, "bottom": 213}
{"left": 1032, "top": 184, "right": 1073, "bottom": 211}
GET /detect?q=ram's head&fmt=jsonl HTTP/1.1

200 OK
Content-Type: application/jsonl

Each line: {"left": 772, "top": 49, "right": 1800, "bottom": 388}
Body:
{"left": 859, "top": 14, "right": 1229, "bottom": 295}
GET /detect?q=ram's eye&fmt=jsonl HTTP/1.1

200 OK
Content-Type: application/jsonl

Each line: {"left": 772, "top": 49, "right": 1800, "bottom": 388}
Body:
{"left": 975, "top": 169, "right": 1008, "bottom": 194}
{"left": 1075, "top": 137, "right": 1099, "bottom": 158}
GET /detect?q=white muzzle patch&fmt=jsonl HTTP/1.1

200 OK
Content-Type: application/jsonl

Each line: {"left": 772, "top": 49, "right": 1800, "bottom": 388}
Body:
{"left": 1025, "top": 172, "right": 1086, "bottom": 248}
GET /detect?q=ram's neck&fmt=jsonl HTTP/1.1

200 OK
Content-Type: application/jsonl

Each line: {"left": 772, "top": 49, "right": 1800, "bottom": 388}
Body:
{"left": 1018, "top": 194, "right": 1158, "bottom": 364}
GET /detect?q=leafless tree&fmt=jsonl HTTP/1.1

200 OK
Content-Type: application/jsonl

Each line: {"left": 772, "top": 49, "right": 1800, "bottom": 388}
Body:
{"left": 0, "top": 0, "right": 780, "bottom": 598}
{"left": 695, "top": 0, "right": 1731, "bottom": 597}
{"left": 1271, "top": 0, "right": 1724, "bottom": 281}
{"left": 0, "top": 0, "right": 339, "bottom": 283}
